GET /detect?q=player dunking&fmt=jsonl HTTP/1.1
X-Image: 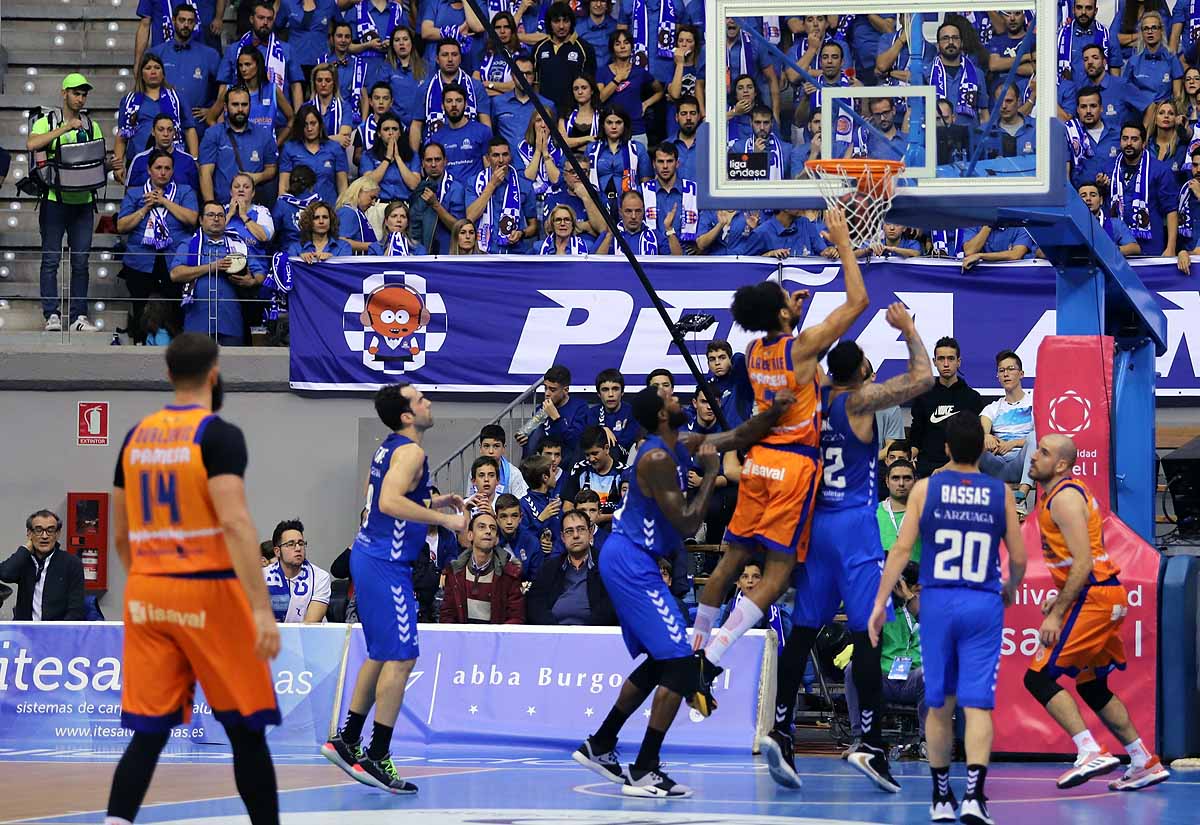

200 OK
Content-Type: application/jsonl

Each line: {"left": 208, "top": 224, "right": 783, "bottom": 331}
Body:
{"left": 761, "top": 303, "right": 934, "bottom": 792}
{"left": 692, "top": 207, "right": 869, "bottom": 703}
{"left": 870, "top": 414, "right": 1027, "bottom": 825}
{"left": 573, "top": 385, "right": 793, "bottom": 798}
{"left": 322, "top": 382, "right": 466, "bottom": 793}
{"left": 106, "top": 333, "right": 282, "bottom": 825}
{"left": 1023, "top": 435, "right": 1169, "bottom": 792}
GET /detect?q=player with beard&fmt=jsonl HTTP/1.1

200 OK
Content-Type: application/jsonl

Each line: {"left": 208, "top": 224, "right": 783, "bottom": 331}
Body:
{"left": 572, "top": 385, "right": 794, "bottom": 798}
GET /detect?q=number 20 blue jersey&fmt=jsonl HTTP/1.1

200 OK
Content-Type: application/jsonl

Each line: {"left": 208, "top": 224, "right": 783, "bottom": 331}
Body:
{"left": 353, "top": 432, "right": 431, "bottom": 563}
{"left": 919, "top": 471, "right": 1007, "bottom": 593}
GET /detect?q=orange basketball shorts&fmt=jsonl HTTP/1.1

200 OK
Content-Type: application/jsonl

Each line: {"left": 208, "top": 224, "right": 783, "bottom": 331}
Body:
{"left": 121, "top": 572, "right": 280, "bottom": 733}
{"left": 724, "top": 442, "right": 821, "bottom": 561}
{"left": 1029, "top": 582, "right": 1128, "bottom": 683}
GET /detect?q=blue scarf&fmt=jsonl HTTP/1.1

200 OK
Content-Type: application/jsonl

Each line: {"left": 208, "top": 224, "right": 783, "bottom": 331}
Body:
{"left": 743, "top": 133, "right": 785, "bottom": 180}
{"left": 238, "top": 30, "right": 287, "bottom": 90}
{"left": 118, "top": 88, "right": 183, "bottom": 142}
{"left": 1189, "top": 0, "right": 1200, "bottom": 50}
{"left": 518, "top": 140, "right": 564, "bottom": 196}
{"left": 279, "top": 191, "right": 319, "bottom": 230}
{"left": 930, "top": 229, "right": 964, "bottom": 257}
{"left": 962, "top": 11, "right": 993, "bottom": 44}
{"left": 309, "top": 94, "right": 345, "bottom": 136}
{"left": 265, "top": 252, "right": 292, "bottom": 320}
{"left": 631, "top": 0, "right": 677, "bottom": 68}
{"left": 588, "top": 139, "right": 639, "bottom": 193}
{"left": 1063, "top": 117, "right": 1096, "bottom": 175}
{"left": 833, "top": 15, "right": 854, "bottom": 41}
{"left": 930, "top": 56, "right": 981, "bottom": 119}
{"left": 264, "top": 559, "right": 313, "bottom": 622}
{"left": 354, "top": 0, "right": 406, "bottom": 56}
{"left": 642, "top": 177, "right": 698, "bottom": 241}
{"left": 357, "top": 113, "right": 379, "bottom": 152}
{"left": 539, "top": 233, "right": 589, "bottom": 254}
{"left": 384, "top": 230, "right": 413, "bottom": 255}
{"left": 487, "top": 0, "right": 514, "bottom": 18}
{"left": 480, "top": 51, "right": 518, "bottom": 84}
{"left": 808, "top": 71, "right": 852, "bottom": 111}
{"left": 474, "top": 166, "right": 522, "bottom": 251}
{"left": 180, "top": 230, "right": 247, "bottom": 306}
{"left": 424, "top": 69, "right": 480, "bottom": 132}
{"left": 1058, "top": 19, "right": 1112, "bottom": 78}
{"left": 141, "top": 181, "right": 178, "bottom": 250}
{"left": 566, "top": 108, "right": 599, "bottom": 140}
{"left": 727, "top": 28, "right": 755, "bottom": 80}
{"left": 1110, "top": 149, "right": 1153, "bottom": 240}
{"left": 613, "top": 225, "right": 658, "bottom": 255}
{"left": 159, "top": 0, "right": 198, "bottom": 43}
{"left": 350, "top": 207, "right": 378, "bottom": 244}
{"left": 1179, "top": 181, "right": 1199, "bottom": 238}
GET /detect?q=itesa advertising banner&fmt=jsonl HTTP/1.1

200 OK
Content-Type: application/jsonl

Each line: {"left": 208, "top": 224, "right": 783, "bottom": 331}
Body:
{"left": 289, "top": 255, "right": 1200, "bottom": 396}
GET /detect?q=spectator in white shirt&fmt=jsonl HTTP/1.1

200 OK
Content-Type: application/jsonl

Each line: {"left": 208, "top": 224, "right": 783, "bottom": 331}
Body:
{"left": 471, "top": 424, "right": 529, "bottom": 499}
{"left": 979, "top": 350, "right": 1035, "bottom": 513}
{"left": 262, "top": 519, "right": 332, "bottom": 623}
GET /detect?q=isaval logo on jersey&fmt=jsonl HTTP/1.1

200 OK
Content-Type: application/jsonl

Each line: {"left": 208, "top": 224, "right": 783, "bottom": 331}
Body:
{"left": 342, "top": 271, "right": 448, "bottom": 375}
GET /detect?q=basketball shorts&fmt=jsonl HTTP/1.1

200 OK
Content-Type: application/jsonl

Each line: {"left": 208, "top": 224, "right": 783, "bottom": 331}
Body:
{"left": 1029, "top": 581, "right": 1128, "bottom": 683}
{"left": 121, "top": 572, "right": 280, "bottom": 733}
{"left": 920, "top": 587, "right": 1005, "bottom": 709}
{"left": 352, "top": 551, "right": 420, "bottom": 662}
{"left": 791, "top": 506, "right": 889, "bottom": 632}
{"left": 599, "top": 533, "right": 691, "bottom": 662}
{"left": 725, "top": 442, "right": 820, "bottom": 561}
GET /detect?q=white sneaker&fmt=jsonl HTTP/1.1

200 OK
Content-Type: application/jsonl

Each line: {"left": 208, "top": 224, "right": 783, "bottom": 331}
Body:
{"left": 44, "top": 313, "right": 62, "bottom": 332}
{"left": 958, "top": 796, "right": 994, "bottom": 825}
{"left": 930, "top": 796, "right": 958, "bottom": 822}
{"left": 1056, "top": 749, "right": 1120, "bottom": 789}
{"left": 71, "top": 315, "right": 99, "bottom": 332}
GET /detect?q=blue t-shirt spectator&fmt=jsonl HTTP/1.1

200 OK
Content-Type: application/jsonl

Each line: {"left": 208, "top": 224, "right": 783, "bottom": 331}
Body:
{"left": 274, "top": 0, "right": 341, "bottom": 69}
{"left": 127, "top": 147, "right": 200, "bottom": 192}
{"left": 278, "top": 139, "right": 349, "bottom": 205}
{"left": 491, "top": 91, "right": 555, "bottom": 169}
{"left": 743, "top": 214, "right": 828, "bottom": 257}
{"left": 171, "top": 231, "right": 266, "bottom": 343}
{"left": 596, "top": 63, "right": 656, "bottom": 137}
{"left": 198, "top": 122, "right": 278, "bottom": 203}
{"left": 119, "top": 183, "right": 199, "bottom": 273}
{"left": 359, "top": 150, "right": 417, "bottom": 200}
{"left": 148, "top": 38, "right": 221, "bottom": 117}
{"left": 432, "top": 119, "right": 494, "bottom": 181}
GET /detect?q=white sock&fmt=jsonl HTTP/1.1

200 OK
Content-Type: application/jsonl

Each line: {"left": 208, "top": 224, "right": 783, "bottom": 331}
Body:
{"left": 1125, "top": 737, "right": 1150, "bottom": 769}
{"left": 704, "top": 599, "right": 764, "bottom": 666}
{"left": 692, "top": 603, "right": 719, "bottom": 642}
{"left": 1072, "top": 729, "right": 1101, "bottom": 756}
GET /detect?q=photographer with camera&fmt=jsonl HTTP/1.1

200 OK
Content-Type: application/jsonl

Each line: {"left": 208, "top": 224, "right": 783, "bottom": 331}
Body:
{"left": 25, "top": 74, "right": 112, "bottom": 333}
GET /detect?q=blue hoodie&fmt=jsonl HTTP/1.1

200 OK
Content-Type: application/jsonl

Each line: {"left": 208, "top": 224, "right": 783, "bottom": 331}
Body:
{"left": 520, "top": 489, "right": 563, "bottom": 549}
{"left": 498, "top": 524, "right": 542, "bottom": 580}
{"left": 708, "top": 352, "right": 754, "bottom": 429}
{"left": 584, "top": 400, "right": 639, "bottom": 458}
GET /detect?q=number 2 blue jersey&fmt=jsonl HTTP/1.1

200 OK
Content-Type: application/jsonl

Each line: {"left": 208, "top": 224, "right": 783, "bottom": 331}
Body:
{"left": 354, "top": 432, "right": 432, "bottom": 563}
{"left": 612, "top": 434, "right": 690, "bottom": 559}
{"left": 919, "top": 471, "right": 1007, "bottom": 593}
{"left": 816, "top": 387, "right": 877, "bottom": 511}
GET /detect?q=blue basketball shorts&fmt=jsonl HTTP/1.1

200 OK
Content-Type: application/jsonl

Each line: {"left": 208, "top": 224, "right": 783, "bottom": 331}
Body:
{"left": 920, "top": 587, "right": 1005, "bottom": 709}
{"left": 792, "top": 506, "right": 888, "bottom": 632}
{"left": 599, "top": 533, "right": 691, "bottom": 661}
{"left": 351, "top": 551, "right": 420, "bottom": 662}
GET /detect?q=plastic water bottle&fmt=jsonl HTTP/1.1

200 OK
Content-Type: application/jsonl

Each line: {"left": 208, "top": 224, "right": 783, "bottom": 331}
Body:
{"left": 517, "top": 407, "right": 549, "bottom": 439}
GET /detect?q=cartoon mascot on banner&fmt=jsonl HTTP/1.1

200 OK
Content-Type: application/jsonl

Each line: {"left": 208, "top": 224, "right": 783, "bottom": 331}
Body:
{"left": 342, "top": 271, "right": 447, "bottom": 375}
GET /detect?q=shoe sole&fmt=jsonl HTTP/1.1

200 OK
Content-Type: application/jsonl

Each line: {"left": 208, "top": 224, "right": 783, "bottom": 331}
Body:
{"left": 571, "top": 749, "right": 626, "bottom": 784}
{"left": 959, "top": 810, "right": 994, "bottom": 825}
{"left": 1109, "top": 770, "right": 1170, "bottom": 792}
{"left": 930, "top": 804, "right": 957, "bottom": 822}
{"left": 351, "top": 764, "right": 419, "bottom": 794}
{"left": 320, "top": 743, "right": 372, "bottom": 785}
{"left": 620, "top": 783, "right": 693, "bottom": 799}
{"left": 1057, "top": 759, "right": 1120, "bottom": 789}
{"left": 847, "top": 752, "right": 902, "bottom": 793}
{"left": 758, "top": 736, "right": 802, "bottom": 789}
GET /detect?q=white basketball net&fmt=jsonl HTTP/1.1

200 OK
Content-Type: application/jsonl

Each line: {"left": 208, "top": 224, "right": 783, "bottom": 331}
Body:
{"left": 806, "top": 162, "right": 903, "bottom": 250}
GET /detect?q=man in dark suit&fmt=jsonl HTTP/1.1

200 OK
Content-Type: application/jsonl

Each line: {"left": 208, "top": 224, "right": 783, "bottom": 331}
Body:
{"left": 0, "top": 510, "right": 86, "bottom": 621}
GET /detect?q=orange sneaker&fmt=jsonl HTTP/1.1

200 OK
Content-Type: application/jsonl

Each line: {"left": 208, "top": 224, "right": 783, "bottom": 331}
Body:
{"left": 1056, "top": 750, "right": 1120, "bottom": 789}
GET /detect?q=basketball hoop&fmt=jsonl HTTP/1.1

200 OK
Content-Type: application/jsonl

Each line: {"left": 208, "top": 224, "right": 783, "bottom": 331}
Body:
{"left": 804, "top": 159, "right": 905, "bottom": 250}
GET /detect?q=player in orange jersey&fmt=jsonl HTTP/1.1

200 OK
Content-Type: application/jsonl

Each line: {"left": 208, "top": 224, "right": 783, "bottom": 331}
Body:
{"left": 691, "top": 207, "right": 870, "bottom": 710}
{"left": 105, "top": 333, "right": 282, "bottom": 825}
{"left": 1024, "top": 434, "right": 1169, "bottom": 793}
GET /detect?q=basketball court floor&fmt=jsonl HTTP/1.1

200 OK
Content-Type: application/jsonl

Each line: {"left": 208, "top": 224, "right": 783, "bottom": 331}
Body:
{"left": 2, "top": 744, "right": 1196, "bottom": 825}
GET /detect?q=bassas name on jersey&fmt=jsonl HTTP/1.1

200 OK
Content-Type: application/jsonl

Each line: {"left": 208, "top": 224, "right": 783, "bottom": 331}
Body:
{"left": 940, "top": 483, "right": 992, "bottom": 506}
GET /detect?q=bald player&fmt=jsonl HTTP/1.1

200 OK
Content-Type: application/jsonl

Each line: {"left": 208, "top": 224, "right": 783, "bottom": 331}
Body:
{"left": 1023, "top": 434, "right": 1169, "bottom": 792}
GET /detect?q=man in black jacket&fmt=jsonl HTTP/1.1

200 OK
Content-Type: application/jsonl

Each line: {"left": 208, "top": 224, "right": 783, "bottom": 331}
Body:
{"left": 0, "top": 510, "right": 85, "bottom": 621}
{"left": 909, "top": 336, "right": 985, "bottom": 478}
{"left": 526, "top": 510, "right": 616, "bottom": 625}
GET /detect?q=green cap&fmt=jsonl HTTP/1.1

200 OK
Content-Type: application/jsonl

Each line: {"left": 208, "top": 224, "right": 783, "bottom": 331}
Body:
{"left": 62, "top": 73, "right": 93, "bottom": 92}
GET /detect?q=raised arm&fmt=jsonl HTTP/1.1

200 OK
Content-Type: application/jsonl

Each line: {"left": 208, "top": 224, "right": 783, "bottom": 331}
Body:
{"left": 698, "top": 389, "right": 795, "bottom": 453}
{"left": 844, "top": 302, "right": 934, "bottom": 414}
{"left": 792, "top": 207, "right": 869, "bottom": 365}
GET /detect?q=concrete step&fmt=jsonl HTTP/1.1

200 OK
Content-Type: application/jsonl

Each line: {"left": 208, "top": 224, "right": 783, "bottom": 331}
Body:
{"left": 0, "top": 202, "right": 124, "bottom": 234}
{"left": 1, "top": 48, "right": 138, "bottom": 72}
{"left": 2, "top": 68, "right": 134, "bottom": 101}
{"left": 0, "top": 299, "right": 129, "bottom": 333}
{"left": 0, "top": 109, "right": 121, "bottom": 137}
{"left": 3, "top": 21, "right": 139, "bottom": 54}
{"left": 0, "top": 231, "right": 122, "bottom": 249}
{"left": 1, "top": 0, "right": 141, "bottom": 19}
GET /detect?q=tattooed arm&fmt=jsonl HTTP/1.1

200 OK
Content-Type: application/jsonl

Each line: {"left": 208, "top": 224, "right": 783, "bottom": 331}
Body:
{"left": 845, "top": 302, "right": 934, "bottom": 416}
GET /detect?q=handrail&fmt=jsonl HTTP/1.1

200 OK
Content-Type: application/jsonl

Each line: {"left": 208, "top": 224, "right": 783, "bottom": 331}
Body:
{"left": 430, "top": 376, "right": 543, "bottom": 494}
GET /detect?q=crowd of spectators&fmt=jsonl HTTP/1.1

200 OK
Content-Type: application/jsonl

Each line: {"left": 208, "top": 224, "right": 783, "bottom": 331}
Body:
{"left": 29, "top": 3, "right": 1200, "bottom": 338}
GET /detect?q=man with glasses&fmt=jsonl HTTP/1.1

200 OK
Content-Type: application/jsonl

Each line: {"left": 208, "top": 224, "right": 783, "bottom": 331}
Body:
{"left": 262, "top": 519, "right": 332, "bottom": 623}
{"left": 28, "top": 74, "right": 108, "bottom": 333}
{"left": 979, "top": 350, "right": 1036, "bottom": 515}
{"left": 1123, "top": 11, "right": 1182, "bottom": 112}
{"left": 0, "top": 510, "right": 85, "bottom": 621}
{"left": 849, "top": 97, "right": 907, "bottom": 161}
{"left": 923, "top": 22, "right": 988, "bottom": 126}
{"left": 491, "top": 56, "right": 555, "bottom": 169}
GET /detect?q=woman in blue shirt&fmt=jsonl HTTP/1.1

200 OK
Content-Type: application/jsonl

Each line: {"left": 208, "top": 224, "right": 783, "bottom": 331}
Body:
{"left": 336, "top": 177, "right": 382, "bottom": 253}
{"left": 274, "top": 0, "right": 342, "bottom": 76}
{"left": 596, "top": 29, "right": 663, "bottom": 147}
{"left": 309, "top": 63, "right": 355, "bottom": 148}
{"left": 726, "top": 73, "right": 761, "bottom": 144}
{"left": 420, "top": 0, "right": 485, "bottom": 70}
{"left": 473, "top": 11, "right": 526, "bottom": 97}
{"left": 366, "top": 26, "right": 427, "bottom": 129}
{"left": 665, "top": 24, "right": 705, "bottom": 127}
{"left": 288, "top": 201, "right": 354, "bottom": 261}
{"left": 588, "top": 106, "right": 650, "bottom": 214}
{"left": 1148, "top": 99, "right": 1189, "bottom": 182}
{"left": 230, "top": 46, "right": 293, "bottom": 139}
{"left": 116, "top": 54, "right": 198, "bottom": 173}
{"left": 367, "top": 201, "right": 428, "bottom": 255}
{"left": 359, "top": 113, "right": 421, "bottom": 200}
{"left": 278, "top": 104, "right": 350, "bottom": 205}
{"left": 115, "top": 149, "right": 198, "bottom": 343}
{"left": 225, "top": 172, "right": 275, "bottom": 259}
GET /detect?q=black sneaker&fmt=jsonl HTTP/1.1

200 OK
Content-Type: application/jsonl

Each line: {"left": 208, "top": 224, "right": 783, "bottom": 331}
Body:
{"left": 930, "top": 791, "right": 959, "bottom": 822}
{"left": 958, "top": 795, "right": 993, "bottom": 825}
{"left": 621, "top": 764, "right": 693, "bottom": 798}
{"left": 847, "top": 742, "right": 902, "bottom": 793}
{"left": 687, "top": 651, "right": 723, "bottom": 717}
{"left": 353, "top": 754, "right": 419, "bottom": 794}
{"left": 759, "top": 729, "right": 802, "bottom": 789}
{"left": 572, "top": 738, "right": 626, "bottom": 783}
{"left": 320, "top": 734, "right": 370, "bottom": 784}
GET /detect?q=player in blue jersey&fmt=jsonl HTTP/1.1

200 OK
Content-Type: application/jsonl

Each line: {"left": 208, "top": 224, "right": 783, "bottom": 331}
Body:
{"left": 321, "top": 383, "right": 467, "bottom": 794}
{"left": 870, "top": 414, "right": 1027, "bottom": 825}
{"left": 762, "top": 303, "right": 933, "bottom": 793}
{"left": 572, "top": 384, "right": 794, "bottom": 798}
